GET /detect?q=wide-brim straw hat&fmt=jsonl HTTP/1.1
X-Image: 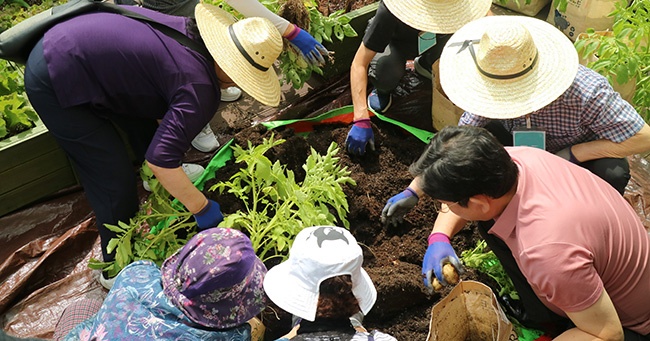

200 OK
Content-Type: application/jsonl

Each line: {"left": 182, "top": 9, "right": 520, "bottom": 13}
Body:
{"left": 195, "top": 3, "right": 282, "bottom": 107}
{"left": 383, "top": 0, "right": 492, "bottom": 34}
{"left": 263, "top": 226, "right": 377, "bottom": 322}
{"left": 439, "top": 15, "right": 579, "bottom": 119}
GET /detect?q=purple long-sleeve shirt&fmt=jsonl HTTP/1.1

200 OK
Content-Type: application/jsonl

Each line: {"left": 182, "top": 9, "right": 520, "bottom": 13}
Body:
{"left": 43, "top": 6, "right": 221, "bottom": 168}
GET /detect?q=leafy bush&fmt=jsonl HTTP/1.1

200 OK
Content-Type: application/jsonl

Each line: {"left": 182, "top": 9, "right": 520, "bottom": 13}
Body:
{"left": 1, "top": 0, "right": 65, "bottom": 140}
{"left": 461, "top": 239, "right": 518, "bottom": 300}
{"left": 90, "top": 134, "right": 356, "bottom": 275}
{"left": 574, "top": 0, "right": 650, "bottom": 121}
{"left": 211, "top": 135, "right": 356, "bottom": 262}
{"left": 0, "top": 60, "right": 38, "bottom": 139}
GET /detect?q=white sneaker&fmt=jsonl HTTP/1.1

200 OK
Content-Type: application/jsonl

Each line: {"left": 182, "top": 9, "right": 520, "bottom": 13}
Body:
{"left": 191, "top": 124, "right": 220, "bottom": 153}
{"left": 143, "top": 163, "right": 205, "bottom": 192}
{"left": 98, "top": 272, "right": 116, "bottom": 290}
{"left": 220, "top": 87, "right": 242, "bottom": 102}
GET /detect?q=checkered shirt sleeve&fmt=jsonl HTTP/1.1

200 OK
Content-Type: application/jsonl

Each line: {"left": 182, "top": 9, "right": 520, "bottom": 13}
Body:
{"left": 458, "top": 65, "right": 645, "bottom": 153}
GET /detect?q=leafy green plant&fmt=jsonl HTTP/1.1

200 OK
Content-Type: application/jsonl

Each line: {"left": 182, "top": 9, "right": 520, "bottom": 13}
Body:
{"left": 0, "top": 60, "right": 37, "bottom": 139}
{"left": 90, "top": 134, "right": 356, "bottom": 274}
{"left": 88, "top": 164, "right": 196, "bottom": 277}
{"left": 574, "top": 0, "right": 650, "bottom": 121}
{"left": 461, "top": 239, "right": 518, "bottom": 300}
{"left": 210, "top": 134, "right": 356, "bottom": 262}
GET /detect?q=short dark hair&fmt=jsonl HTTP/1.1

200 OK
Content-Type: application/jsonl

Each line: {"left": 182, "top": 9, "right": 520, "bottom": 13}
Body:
{"left": 409, "top": 125, "right": 518, "bottom": 205}
{"left": 316, "top": 275, "right": 360, "bottom": 319}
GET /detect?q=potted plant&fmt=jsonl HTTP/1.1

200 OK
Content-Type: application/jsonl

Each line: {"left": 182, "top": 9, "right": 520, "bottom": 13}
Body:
{"left": 574, "top": 0, "right": 650, "bottom": 121}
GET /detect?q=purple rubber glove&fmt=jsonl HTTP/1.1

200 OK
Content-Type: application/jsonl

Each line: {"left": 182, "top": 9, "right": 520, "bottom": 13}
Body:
{"left": 345, "top": 118, "right": 375, "bottom": 155}
{"left": 422, "top": 233, "right": 464, "bottom": 289}
{"left": 381, "top": 187, "right": 419, "bottom": 227}
{"left": 193, "top": 199, "right": 224, "bottom": 231}
{"left": 285, "top": 24, "right": 329, "bottom": 67}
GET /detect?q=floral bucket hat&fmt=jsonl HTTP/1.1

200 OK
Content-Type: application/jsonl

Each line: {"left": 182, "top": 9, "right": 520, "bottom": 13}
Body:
{"left": 162, "top": 227, "right": 267, "bottom": 329}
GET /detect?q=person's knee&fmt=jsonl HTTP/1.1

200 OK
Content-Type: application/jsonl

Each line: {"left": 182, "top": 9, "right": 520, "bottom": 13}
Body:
{"left": 584, "top": 158, "right": 630, "bottom": 195}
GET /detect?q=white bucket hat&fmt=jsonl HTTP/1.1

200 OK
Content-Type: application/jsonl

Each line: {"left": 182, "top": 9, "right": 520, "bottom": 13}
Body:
{"left": 195, "top": 2, "right": 282, "bottom": 107}
{"left": 383, "top": 0, "right": 492, "bottom": 34}
{"left": 263, "top": 226, "right": 377, "bottom": 322}
{"left": 439, "top": 15, "right": 579, "bottom": 119}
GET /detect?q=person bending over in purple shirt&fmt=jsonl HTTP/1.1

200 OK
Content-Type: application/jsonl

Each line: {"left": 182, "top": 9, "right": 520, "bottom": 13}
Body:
{"left": 415, "top": 125, "right": 650, "bottom": 340}
{"left": 24, "top": 3, "right": 281, "bottom": 288}
{"left": 109, "top": 0, "right": 329, "bottom": 154}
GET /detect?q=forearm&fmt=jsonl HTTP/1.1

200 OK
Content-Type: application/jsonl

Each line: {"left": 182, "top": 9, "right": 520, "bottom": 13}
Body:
{"left": 572, "top": 124, "right": 650, "bottom": 161}
{"left": 350, "top": 45, "right": 374, "bottom": 121}
{"left": 552, "top": 327, "right": 620, "bottom": 341}
{"left": 431, "top": 211, "right": 467, "bottom": 238}
{"left": 350, "top": 64, "right": 370, "bottom": 121}
{"left": 225, "top": 0, "right": 290, "bottom": 35}
{"left": 146, "top": 161, "right": 208, "bottom": 214}
{"left": 409, "top": 177, "right": 468, "bottom": 237}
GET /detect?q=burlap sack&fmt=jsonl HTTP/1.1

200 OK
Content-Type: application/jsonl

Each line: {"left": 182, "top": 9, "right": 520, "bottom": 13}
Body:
{"left": 248, "top": 317, "right": 266, "bottom": 341}
{"left": 426, "top": 281, "right": 514, "bottom": 341}
{"left": 546, "top": 0, "right": 626, "bottom": 41}
{"left": 431, "top": 59, "right": 465, "bottom": 132}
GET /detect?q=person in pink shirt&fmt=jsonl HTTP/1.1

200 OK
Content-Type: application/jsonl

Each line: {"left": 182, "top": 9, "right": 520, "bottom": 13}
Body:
{"left": 410, "top": 125, "right": 650, "bottom": 340}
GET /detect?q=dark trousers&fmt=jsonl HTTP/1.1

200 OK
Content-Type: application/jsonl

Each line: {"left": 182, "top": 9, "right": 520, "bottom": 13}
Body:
{"left": 368, "top": 34, "right": 451, "bottom": 96}
{"left": 478, "top": 220, "right": 650, "bottom": 340}
{"left": 484, "top": 121, "right": 631, "bottom": 195}
{"left": 24, "top": 39, "right": 157, "bottom": 263}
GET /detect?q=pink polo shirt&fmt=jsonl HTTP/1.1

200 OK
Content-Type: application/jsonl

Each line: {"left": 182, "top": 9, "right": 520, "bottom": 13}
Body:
{"left": 491, "top": 147, "right": 650, "bottom": 334}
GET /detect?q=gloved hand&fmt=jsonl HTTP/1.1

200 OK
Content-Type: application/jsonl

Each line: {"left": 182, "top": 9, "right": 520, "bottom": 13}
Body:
{"left": 345, "top": 118, "right": 375, "bottom": 155}
{"left": 555, "top": 146, "right": 579, "bottom": 164}
{"left": 285, "top": 24, "right": 329, "bottom": 67}
{"left": 381, "top": 187, "right": 419, "bottom": 226}
{"left": 194, "top": 199, "right": 224, "bottom": 230}
{"left": 422, "top": 232, "right": 464, "bottom": 289}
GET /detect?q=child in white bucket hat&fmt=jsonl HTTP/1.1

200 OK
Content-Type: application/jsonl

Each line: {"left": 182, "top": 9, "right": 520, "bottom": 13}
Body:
{"left": 263, "top": 226, "right": 396, "bottom": 341}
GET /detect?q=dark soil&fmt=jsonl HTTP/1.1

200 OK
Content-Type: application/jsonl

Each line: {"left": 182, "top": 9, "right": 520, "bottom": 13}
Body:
{"left": 316, "top": 0, "right": 379, "bottom": 16}
{"left": 203, "top": 120, "right": 492, "bottom": 340}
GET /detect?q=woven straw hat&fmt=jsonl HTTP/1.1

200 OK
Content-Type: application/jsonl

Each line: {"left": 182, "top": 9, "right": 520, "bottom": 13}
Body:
{"left": 195, "top": 3, "right": 282, "bottom": 107}
{"left": 439, "top": 15, "right": 579, "bottom": 119}
{"left": 383, "top": 0, "right": 492, "bottom": 34}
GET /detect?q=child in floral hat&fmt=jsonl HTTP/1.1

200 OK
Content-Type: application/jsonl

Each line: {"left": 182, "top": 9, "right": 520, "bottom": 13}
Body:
{"left": 61, "top": 227, "right": 267, "bottom": 340}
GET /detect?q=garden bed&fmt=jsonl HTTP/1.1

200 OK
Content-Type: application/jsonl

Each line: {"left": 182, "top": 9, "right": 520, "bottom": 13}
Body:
{"left": 203, "top": 119, "right": 490, "bottom": 340}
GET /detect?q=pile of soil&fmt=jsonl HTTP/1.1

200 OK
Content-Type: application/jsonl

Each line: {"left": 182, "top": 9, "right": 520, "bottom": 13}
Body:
{"left": 204, "top": 120, "right": 491, "bottom": 340}
{"left": 316, "top": 0, "right": 379, "bottom": 16}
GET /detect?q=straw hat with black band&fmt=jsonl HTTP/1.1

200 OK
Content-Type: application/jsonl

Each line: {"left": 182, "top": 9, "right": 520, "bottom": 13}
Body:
{"left": 439, "top": 15, "right": 579, "bottom": 119}
{"left": 382, "top": 0, "right": 493, "bottom": 34}
{"left": 195, "top": 2, "right": 282, "bottom": 107}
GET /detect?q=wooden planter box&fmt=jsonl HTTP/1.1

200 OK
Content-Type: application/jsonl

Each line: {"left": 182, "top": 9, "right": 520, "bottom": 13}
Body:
{"left": 0, "top": 119, "right": 78, "bottom": 217}
{"left": 320, "top": 2, "right": 379, "bottom": 79}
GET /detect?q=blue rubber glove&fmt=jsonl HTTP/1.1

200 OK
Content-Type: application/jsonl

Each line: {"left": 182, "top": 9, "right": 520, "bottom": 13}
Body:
{"left": 285, "top": 24, "right": 329, "bottom": 67}
{"left": 194, "top": 199, "right": 224, "bottom": 230}
{"left": 345, "top": 118, "right": 375, "bottom": 155}
{"left": 381, "top": 187, "right": 419, "bottom": 227}
{"left": 422, "top": 233, "right": 464, "bottom": 290}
